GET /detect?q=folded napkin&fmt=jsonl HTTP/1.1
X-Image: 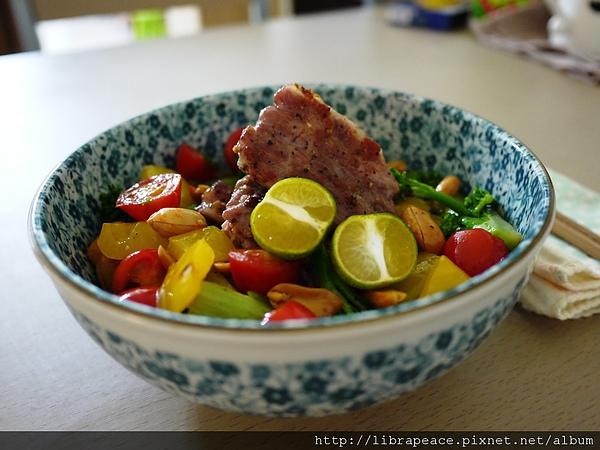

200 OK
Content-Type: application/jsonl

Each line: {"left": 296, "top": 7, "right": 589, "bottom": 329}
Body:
{"left": 469, "top": 2, "right": 600, "bottom": 85}
{"left": 519, "top": 170, "right": 600, "bottom": 319}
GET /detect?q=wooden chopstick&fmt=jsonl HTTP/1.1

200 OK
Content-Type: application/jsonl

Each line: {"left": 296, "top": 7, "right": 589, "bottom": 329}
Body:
{"left": 552, "top": 211, "right": 600, "bottom": 260}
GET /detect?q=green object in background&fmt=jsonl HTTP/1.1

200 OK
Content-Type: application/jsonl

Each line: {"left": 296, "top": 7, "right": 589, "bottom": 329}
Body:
{"left": 132, "top": 9, "right": 166, "bottom": 40}
{"left": 470, "top": 0, "right": 531, "bottom": 19}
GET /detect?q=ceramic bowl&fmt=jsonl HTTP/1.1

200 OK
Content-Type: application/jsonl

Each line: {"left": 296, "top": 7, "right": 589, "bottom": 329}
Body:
{"left": 30, "top": 85, "right": 554, "bottom": 416}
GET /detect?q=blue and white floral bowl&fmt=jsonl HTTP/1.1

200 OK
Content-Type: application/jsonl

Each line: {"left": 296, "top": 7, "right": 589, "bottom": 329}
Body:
{"left": 30, "top": 85, "right": 554, "bottom": 416}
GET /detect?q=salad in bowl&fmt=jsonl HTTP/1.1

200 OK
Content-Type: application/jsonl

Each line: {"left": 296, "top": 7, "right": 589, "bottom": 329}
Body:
{"left": 30, "top": 83, "right": 553, "bottom": 416}
{"left": 89, "top": 84, "right": 523, "bottom": 324}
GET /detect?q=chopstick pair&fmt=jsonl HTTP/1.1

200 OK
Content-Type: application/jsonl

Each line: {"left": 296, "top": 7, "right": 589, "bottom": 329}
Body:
{"left": 552, "top": 211, "right": 600, "bottom": 260}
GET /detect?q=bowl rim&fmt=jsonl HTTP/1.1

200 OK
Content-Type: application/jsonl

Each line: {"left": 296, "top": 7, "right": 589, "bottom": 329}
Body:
{"left": 29, "top": 84, "right": 555, "bottom": 332}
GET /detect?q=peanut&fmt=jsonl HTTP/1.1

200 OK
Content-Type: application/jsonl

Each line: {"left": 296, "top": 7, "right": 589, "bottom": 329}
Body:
{"left": 399, "top": 205, "right": 446, "bottom": 254}
{"left": 267, "top": 283, "right": 343, "bottom": 317}
{"left": 435, "top": 175, "right": 461, "bottom": 196}
{"left": 157, "top": 245, "right": 176, "bottom": 268}
{"left": 192, "top": 184, "right": 210, "bottom": 203}
{"left": 147, "top": 208, "right": 207, "bottom": 238}
{"left": 365, "top": 289, "right": 408, "bottom": 308}
{"left": 395, "top": 197, "right": 430, "bottom": 216}
{"left": 213, "top": 262, "right": 231, "bottom": 273}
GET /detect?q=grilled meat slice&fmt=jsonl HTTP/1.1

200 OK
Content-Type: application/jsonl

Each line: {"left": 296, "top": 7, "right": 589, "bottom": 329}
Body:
{"left": 221, "top": 175, "right": 266, "bottom": 248}
{"left": 234, "top": 84, "right": 399, "bottom": 223}
{"left": 195, "top": 180, "right": 234, "bottom": 224}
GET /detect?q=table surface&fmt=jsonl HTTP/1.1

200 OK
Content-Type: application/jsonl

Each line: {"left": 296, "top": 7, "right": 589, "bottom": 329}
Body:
{"left": 2, "top": 7, "right": 599, "bottom": 431}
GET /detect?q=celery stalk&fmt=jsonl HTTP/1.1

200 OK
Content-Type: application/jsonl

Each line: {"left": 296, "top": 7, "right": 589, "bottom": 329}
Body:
{"left": 188, "top": 281, "right": 271, "bottom": 320}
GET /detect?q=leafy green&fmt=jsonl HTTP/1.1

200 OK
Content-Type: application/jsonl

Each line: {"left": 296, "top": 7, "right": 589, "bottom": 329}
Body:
{"left": 463, "top": 187, "right": 495, "bottom": 217}
{"left": 98, "top": 184, "right": 130, "bottom": 222}
{"left": 440, "top": 210, "right": 463, "bottom": 237}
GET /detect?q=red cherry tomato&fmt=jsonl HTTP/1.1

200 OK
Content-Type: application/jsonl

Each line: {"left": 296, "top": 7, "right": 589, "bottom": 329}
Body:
{"left": 228, "top": 249, "right": 301, "bottom": 295}
{"left": 118, "top": 287, "right": 159, "bottom": 307}
{"left": 443, "top": 228, "right": 508, "bottom": 276}
{"left": 175, "top": 143, "right": 217, "bottom": 182}
{"left": 261, "top": 301, "right": 316, "bottom": 324}
{"left": 224, "top": 127, "right": 244, "bottom": 173}
{"left": 116, "top": 173, "right": 182, "bottom": 221}
{"left": 112, "top": 249, "right": 166, "bottom": 294}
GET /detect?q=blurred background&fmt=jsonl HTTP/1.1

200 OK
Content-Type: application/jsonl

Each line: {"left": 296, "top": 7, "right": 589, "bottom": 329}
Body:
{"left": 2, "top": 1, "right": 598, "bottom": 77}
{"left": 0, "top": 0, "right": 367, "bottom": 55}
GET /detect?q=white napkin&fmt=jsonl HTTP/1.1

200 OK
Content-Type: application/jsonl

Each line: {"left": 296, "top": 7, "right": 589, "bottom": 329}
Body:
{"left": 519, "top": 170, "right": 600, "bottom": 319}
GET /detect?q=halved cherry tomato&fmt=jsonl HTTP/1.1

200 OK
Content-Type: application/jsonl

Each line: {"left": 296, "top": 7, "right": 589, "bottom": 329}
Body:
{"left": 443, "top": 228, "right": 508, "bottom": 277}
{"left": 118, "top": 287, "right": 159, "bottom": 307}
{"left": 175, "top": 143, "right": 217, "bottom": 182}
{"left": 224, "top": 127, "right": 244, "bottom": 173}
{"left": 228, "top": 249, "right": 301, "bottom": 295}
{"left": 116, "top": 173, "right": 182, "bottom": 221}
{"left": 261, "top": 301, "right": 316, "bottom": 324}
{"left": 139, "top": 164, "right": 194, "bottom": 207}
{"left": 112, "top": 249, "right": 166, "bottom": 293}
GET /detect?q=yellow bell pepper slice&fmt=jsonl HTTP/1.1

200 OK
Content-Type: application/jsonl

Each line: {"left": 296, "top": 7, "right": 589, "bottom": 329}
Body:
{"left": 158, "top": 239, "right": 214, "bottom": 312}
{"left": 419, "top": 255, "right": 470, "bottom": 297}
{"left": 393, "top": 253, "right": 439, "bottom": 300}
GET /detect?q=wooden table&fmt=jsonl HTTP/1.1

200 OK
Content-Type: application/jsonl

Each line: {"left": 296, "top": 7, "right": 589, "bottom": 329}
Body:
{"left": 2, "top": 7, "right": 599, "bottom": 431}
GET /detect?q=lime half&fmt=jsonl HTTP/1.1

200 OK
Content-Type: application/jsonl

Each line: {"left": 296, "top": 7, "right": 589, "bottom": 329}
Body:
{"left": 250, "top": 177, "right": 336, "bottom": 259}
{"left": 331, "top": 213, "right": 417, "bottom": 289}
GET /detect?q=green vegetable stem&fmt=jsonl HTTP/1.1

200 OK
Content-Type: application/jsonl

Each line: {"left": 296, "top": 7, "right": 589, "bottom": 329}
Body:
{"left": 391, "top": 168, "right": 471, "bottom": 216}
{"left": 313, "top": 244, "right": 367, "bottom": 314}
{"left": 188, "top": 281, "right": 271, "bottom": 319}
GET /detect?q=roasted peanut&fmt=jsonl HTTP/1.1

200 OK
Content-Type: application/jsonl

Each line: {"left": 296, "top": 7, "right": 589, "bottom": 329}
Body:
{"left": 213, "top": 262, "right": 231, "bottom": 273}
{"left": 395, "top": 196, "right": 431, "bottom": 216}
{"left": 267, "top": 283, "right": 343, "bottom": 317}
{"left": 399, "top": 206, "right": 446, "bottom": 254}
{"left": 435, "top": 175, "right": 461, "bottom": 197}
{"left": 147, "top": 208, "right": 207, "bottom": 238}
{"left": 157, "top": 245, "right": 176, "bottom": 268}
{"left": 365, "top": 289, "right": 408, "bottom": 308}
{"left": 192, "top": 184, "right": 210, "bottom": 203}
{"left": 387, "top": 160, "right": 407, "bottom": 172}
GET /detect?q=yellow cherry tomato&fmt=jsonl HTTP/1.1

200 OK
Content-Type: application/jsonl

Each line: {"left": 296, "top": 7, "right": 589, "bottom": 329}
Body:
{"left": 158, "top": 239, "right": 214, "bottom": 312}
{"left": 139, "top": 164, "right": 194, "bottom": 207}
{"left": 97, "top": 222, "right": 167, "bottom": 260}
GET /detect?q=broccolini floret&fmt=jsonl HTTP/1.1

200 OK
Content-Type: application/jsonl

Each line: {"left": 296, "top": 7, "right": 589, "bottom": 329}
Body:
{"left": 440, "top": 210, "right": 463, "bottom": 237}
{"left": 463, "top": 187, "right": 495, "bottom": 217}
